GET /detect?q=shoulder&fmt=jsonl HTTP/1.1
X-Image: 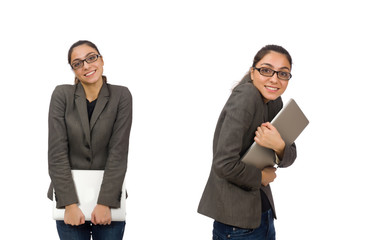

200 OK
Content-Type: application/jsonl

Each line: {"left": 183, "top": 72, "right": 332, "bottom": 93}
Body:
{"left": 107, "top": 83, "right": 131, "bottom": 95}
{"left": 106, "top": 83, "right": 132, "bottom": 103}
{"left": 51, "top": 84, "right": 75, "bottom": 99}
{"left": 53, "top": 84, "right": 75, "bottom": 91}
{"left": 107, "top": 83, "right": 130, "bottom": 94}
{"left": 226, "top": 82, "right": 262, "bottom": 114}
{"left": 232, "top": 81, "right": 261, "bottom": 98}
{"left": 53, "top": 84, "right": 75, "bottom": 94}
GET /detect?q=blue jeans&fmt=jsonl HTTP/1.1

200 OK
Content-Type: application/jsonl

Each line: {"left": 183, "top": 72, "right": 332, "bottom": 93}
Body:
{"left": 213, "top": 209, "right": 275, "bottom": 240}
{"left": 56, "top": 221, "right": 125, "bottom": 240}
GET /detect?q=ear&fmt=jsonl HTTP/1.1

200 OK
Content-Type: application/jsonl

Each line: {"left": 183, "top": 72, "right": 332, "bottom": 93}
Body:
{"left": 250, "top": 67, "right": 254, "bottom": 80}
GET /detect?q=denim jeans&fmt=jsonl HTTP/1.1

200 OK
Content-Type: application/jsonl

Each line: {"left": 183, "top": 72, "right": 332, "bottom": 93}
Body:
{"left": 213, "top": 209, "right": 275, "bottom": 240}
{"left": 56, "top": 221, "right": 125, "bottom": 240}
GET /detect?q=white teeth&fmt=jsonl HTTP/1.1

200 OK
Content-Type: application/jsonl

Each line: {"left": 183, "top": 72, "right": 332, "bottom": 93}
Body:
{"left": 85, "top": 71, "right": 95, "bottom": 76}
{"left": 266, "top": 86, "right": 278, "bottom": 91}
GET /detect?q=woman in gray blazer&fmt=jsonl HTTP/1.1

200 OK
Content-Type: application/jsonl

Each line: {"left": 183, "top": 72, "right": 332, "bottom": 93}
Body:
{"left": 47, "top": 40, "right": 132, "bottom": 240}
{"left": 198, "top": 45, "right": 296, "bottom": 240}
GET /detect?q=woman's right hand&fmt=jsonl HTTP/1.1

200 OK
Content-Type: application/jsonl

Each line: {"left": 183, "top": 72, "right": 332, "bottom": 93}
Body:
{"left": 64, "top": 204, "right": 85, "bottom": 226}
{"left": 261, "top": 167, "right": 277, "bottom": 186}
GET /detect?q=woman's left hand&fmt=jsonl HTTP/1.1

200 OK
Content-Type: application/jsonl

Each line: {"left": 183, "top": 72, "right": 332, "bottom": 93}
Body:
{"left": 254, "top": 122, "right": 285, "bottom": 158}
{"left": 91, "top": 204, "right": 112, "bottom": 225}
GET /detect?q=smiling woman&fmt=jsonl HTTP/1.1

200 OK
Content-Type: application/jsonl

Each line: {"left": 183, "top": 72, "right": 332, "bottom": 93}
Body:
{"left": 67, "top": 41, "right": 106, "bottom": 102}
{"left": 48, "top": 40, "right": 132, "bottom": 240}
{"left": 197, "top": 45, "right": 296, "bottom": 240}
{"left": 250, "top": 48, "right": 292, "bottom": 103}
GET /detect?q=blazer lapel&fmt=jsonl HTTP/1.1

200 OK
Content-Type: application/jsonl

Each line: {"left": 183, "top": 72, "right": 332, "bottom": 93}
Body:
{"left": 90, "top": 82, "right": 110, "bottom": 131}
{"left": 75, "top": 83, "right": 91, "bottom": 145}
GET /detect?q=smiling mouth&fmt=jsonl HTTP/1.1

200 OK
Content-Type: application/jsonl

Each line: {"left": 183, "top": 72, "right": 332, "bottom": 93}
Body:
{"left": 265, "top": 85, "right": 279, "bottom": 91}
{"left": 85, "top": 70, "right": 96, "bottom": 77}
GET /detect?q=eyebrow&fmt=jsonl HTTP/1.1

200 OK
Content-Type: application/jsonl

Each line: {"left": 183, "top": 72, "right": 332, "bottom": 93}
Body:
{"left": 71, "top": 52, "right": 97, "bottom": 63}
{"left": 260, "top": 63, "right": 291, "bottom": 71}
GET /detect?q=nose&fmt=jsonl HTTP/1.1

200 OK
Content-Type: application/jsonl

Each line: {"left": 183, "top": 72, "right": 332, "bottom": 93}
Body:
{"left": 269, "top": 74, "right": 279, "bottom": 83}
{"left": 82, "top": 60, "right": 91, "bottom": 70}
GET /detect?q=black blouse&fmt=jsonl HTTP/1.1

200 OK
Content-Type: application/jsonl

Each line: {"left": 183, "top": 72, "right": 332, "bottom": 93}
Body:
{"left": 87, "top": 99, "right": 97, "bottom": 121}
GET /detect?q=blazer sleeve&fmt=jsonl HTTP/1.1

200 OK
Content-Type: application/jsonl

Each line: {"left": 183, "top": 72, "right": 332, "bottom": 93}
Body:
{"left": 277, "top": 142, "right": 297, "bottom": 168}
{"left": 48, "top": 86, "right": 78, "bottom": 208}
{"left": 213, "top": 84, "right": 262, "bottom": 191}
{"left": 97, "top": 87, "right": 132, "bottom": 208}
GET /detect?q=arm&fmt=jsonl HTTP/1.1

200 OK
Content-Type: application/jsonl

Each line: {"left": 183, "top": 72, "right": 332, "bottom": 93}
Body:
{"left": 48, "top": 86, "right": 78, "bottom": 208}
{"left": 254, "top": 122, "right": 297, "bottom": 168}
{"left": 48, "top": 86, "right": 85, "bottom": 225}
{"left": 92, "top": 87, "right": 132, "bottom": 225}
{"left": 277, "top": 142, "right": 296, "bottom": 168}
{"left": 97, "top": 87, "right": 132, "bottom": 208}
{"left": 212, "top": 84, "right": 262, "bottom": 191}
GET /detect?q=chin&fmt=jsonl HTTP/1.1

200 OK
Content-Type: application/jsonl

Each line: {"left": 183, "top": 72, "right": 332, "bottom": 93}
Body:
{"left": 263, "top": 94, "right": 280, "bottom": 103}
{"left": 82, "top": 77, "right": 102, "bottom": 85}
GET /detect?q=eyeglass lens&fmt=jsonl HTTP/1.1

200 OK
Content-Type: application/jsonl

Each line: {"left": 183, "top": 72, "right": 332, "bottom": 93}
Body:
{"left": 258, "top": 68, "right": 291, "bottom": 80}
{"left": 72, "top": 54, "right": 99, "bottom": 69}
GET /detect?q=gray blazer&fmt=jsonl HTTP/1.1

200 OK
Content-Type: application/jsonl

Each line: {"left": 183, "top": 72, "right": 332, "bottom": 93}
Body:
{"left": 197, "top": 79, "right": 296, "bottom": 229}
{"left": 47, "top": 81, "right": 132, "bottom": 209}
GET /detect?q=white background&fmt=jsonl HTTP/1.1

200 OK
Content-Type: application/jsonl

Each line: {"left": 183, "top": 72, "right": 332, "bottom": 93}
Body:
{"left": 1, "top": 0, "right": 365, "bottom": 239}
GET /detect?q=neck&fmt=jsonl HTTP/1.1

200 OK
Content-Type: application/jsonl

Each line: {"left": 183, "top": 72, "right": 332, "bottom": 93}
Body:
{"left": 80, "top": 78, "right": 103, "bottom": 102}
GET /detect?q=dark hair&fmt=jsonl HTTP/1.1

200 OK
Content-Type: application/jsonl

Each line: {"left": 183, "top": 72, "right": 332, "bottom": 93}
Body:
{"left": 236, "top": 44, "right": 292, "bottom": 87}
{"left": 252, "top": 44, "right": 292, "bottom": 68}
{"left": 68, "top": 40, "right": 101, "bottom": 64}
{"left": 68, "top": 40, "right": 105, "bottom": 84}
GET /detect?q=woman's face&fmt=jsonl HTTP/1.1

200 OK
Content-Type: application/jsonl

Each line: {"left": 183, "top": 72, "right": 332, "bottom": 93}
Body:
{"left": 250, "top": 51, "right": 291, "bottom": 103}
{"left": 70, "top": 44, "right": 104, "bottom": 86}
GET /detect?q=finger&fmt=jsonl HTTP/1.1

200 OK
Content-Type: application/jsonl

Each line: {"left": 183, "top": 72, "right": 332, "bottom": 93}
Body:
{"left": 255, "top": 131, "right": 261, "bottom": 138}
{"left": 263, "top": 122, "right": 276, "bottom": 131}
{"left": 261, "top": 122, "right": 271, "bottom": 127}
{"left": 254, "top": 136, "right": 260, "bottom": 144}
{"left": 260, "top": 125, "right": 271, "bottom": 134}
{"left": 91, "top": 213, "right": 96, "bottom": 225}
{"left": 80, "top": 215, "right": 85, "bottom": 225}
{"left": 101, "top": 218, "right": 106, "bottom": 225}
{"left": 257, "top": 126, "right": 264, "bottom": 134}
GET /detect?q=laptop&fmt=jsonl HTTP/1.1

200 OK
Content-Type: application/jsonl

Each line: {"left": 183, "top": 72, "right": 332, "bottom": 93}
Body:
{"left": 53, "top": 170, "right": 126, "bottom": 221}
{"left": 241, "top": 98, "right": 309, "bottom": 169}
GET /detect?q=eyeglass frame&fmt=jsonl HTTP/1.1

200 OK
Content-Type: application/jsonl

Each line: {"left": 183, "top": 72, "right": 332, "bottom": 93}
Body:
{"left": 252, "top": 67, "right": 292, "bottom": 80}
{"left": 70, "top": 53, "right": 102, "bottom": 70}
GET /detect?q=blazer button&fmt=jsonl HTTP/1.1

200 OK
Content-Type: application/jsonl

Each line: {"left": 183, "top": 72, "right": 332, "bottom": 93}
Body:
{"left": 86, "top": 157, "right": 91, "bottom": 162}
{"left": 85, "top": 144, "right": 90, "bottom": 149}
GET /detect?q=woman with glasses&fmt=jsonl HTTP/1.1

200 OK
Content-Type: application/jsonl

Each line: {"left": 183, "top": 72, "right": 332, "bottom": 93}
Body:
{"left": 198, "top": 45, "right": 296, "bottom": 240}
{"left": 47, "top": 40, "right": 132, "bottom": 240}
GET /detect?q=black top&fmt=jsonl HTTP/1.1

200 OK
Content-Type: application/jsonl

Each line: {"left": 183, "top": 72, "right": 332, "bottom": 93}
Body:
{"left": 87, "top": 99, "right": 97, "bottom": 121}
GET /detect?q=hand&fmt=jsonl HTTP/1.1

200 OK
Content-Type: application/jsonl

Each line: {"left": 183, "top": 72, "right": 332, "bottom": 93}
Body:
{"left": 254, "top": 122, "right": 285, "bottom": 158}
{"left": 261, "top": 167, "right": 277, "bottom": 186}
{"left": 91, "top": 204, "right": 111, "bottom": 225}
{"left": 64, "top": 204, "right": 85, "bottom": 226}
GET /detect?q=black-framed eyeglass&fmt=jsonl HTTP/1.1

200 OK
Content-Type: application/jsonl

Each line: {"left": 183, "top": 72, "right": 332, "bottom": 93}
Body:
{"left": 253, "top": 67, "right": 292, "bottom": 80}
{"left": 71, "top": 54, "right": 101, "bottom": 70}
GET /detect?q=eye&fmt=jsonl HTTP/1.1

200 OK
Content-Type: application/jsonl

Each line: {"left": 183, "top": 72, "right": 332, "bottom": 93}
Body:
{"left": 260, "top": 67, "right": 274, "bottom": 75}
{"left": 279, "top": 71, "right": 291, "bottom": 79}
{"left": 86, "top": 54, "right": 98, "bottom": 63}
{"left": 72, "top": 61, "right": 82, "bottom": 69}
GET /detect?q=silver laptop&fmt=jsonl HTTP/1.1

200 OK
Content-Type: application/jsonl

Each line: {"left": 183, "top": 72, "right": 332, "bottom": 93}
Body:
{"left": 53, "top": 170, "right": 126, "bottom": 221}
{"left": 241, "top": 98, "right": 309, "bottom": 169}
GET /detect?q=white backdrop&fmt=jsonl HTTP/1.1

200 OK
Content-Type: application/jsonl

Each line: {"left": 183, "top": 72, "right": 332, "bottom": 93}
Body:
{"left": 1, "top": 0, "right": 365, "bottom": 239}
